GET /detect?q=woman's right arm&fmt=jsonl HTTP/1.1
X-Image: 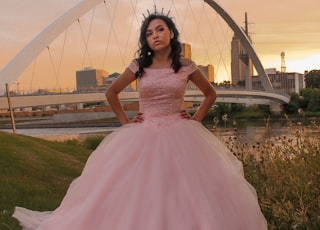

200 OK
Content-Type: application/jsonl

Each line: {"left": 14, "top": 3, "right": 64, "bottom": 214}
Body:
{"left": 105, "top": 68, "right": 136, "bottom": 125}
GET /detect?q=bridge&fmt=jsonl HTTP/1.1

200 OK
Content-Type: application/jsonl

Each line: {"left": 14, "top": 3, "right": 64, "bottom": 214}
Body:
{"left": 0, "top": 0, "right": 290, "bottom": 113}
{"left": 0, "top": 89, "right": 289, "bottom": 112}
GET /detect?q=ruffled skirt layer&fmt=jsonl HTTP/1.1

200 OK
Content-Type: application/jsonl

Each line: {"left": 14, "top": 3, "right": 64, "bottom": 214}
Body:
{"left": 13, "top": 115, "right": 267, "bottom": 229}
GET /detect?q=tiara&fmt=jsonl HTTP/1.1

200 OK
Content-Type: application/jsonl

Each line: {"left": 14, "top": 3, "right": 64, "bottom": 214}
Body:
{"left": 142, "top": 5, "right": 171, "bottom": 20}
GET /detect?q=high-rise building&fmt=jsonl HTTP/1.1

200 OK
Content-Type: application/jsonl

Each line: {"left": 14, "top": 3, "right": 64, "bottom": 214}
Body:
{"left": 231, "top": 35, "right": 253, "bottom": 84}
{"left": 187, "top": 65, "right": 215, "bottom": 90}
{"left": 181, "top": 43, "right": 215, "bottom": 89}
{"left": 103, "top": 72, "right": 134, "bottom": 91}
{"left": 76, "top": 68, "right": 109, "bottom": 92}
{"left": 181, "top": 43, "right": 191, "bottom": 59}
{"left": 198, "top": 65, "right": 214, "bottom": 83}
{"left": 231, "top": 13, "right": 254, "bottom": 85}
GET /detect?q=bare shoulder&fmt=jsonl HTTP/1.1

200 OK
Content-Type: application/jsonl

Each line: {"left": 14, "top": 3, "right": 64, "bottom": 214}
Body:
{"left": 180, "top": 57, "right": 193, "bottom": 67}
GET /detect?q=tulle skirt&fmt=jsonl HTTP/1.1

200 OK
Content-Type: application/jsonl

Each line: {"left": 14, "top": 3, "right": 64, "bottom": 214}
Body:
{"left": 13, "top": 114, "right": 267, "bottom": 229}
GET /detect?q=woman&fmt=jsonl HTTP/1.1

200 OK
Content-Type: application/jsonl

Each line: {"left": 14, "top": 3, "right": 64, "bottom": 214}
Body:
{"left": 13, "top": 11, "right": 267, "bottom": 229}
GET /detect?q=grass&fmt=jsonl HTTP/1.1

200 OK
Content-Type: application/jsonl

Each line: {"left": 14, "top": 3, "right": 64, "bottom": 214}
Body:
{"left": 0, "top": 131, "right": 91, "bottom": 229}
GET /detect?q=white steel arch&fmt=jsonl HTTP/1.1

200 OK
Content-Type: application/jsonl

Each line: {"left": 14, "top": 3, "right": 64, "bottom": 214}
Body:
{"left": 0, "top": 0, "right": 103, "bottom": 92}
{"left": 204, "top": 0, "right": 274, "bottom": 92}
{"left": 0, "top": 0, "right": 273, "bottom": 93}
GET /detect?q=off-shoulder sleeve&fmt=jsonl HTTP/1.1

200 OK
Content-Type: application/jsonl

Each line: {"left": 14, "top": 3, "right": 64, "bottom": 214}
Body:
{"left": 182, "top": 59, "right": 198, "bottom": 76}
{"left": 128, "top": 60, "right": 139, "bottom": 74}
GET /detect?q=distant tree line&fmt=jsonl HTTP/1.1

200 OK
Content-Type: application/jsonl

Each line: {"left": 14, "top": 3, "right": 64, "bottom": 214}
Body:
{"left": 206, "top": 70, "right": 320, "bottom": 120}
{"left": 284, "top": 69, "right": 320, "bottom": 114}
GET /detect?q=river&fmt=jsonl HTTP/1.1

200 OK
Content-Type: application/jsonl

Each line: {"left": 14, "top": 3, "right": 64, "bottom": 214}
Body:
{"left": 0, "top": 119, "right": 295, "bottom": 143}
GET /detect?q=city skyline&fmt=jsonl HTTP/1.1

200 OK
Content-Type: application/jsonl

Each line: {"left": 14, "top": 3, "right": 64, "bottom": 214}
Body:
{"left": 0, "top": 0, "right": 319, "bottom": 92}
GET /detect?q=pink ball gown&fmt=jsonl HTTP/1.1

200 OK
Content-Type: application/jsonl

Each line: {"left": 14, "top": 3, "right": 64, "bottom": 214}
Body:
{"left": 13, "top": 60, "right": 267, "bottom": 229}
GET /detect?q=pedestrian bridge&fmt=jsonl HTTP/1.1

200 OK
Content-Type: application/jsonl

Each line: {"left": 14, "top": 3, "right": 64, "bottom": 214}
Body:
{"left": 0, "top": 89, "right": 290, "bottom": 112}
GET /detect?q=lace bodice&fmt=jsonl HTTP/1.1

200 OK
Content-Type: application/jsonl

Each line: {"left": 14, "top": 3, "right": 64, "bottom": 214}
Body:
{"left": 129, "top": 60, "right": 198, "bottom": 116}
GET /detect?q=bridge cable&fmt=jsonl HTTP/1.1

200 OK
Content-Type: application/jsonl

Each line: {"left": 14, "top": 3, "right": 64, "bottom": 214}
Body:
{"left": 202, "top": 7, "right": 220, "bottom": 64}
{"left": 123, "top": 0, "right": 139, "bottom": 61}
{"left": 47, "top": 46, "right": 60, "bottom": 90}
{"left": 208, "top": 13, "right": 226, "bottom": 80}
{"left": 216, "top": 17, "right": 232, "bottom": 82}
{"left": 200, "top": 4, "right": 232, "bottom": 82}
{"left": 29, "top": 58, "right": 37, "bottom": 93}
{"left": 169, "top": 0, "right": 189, "bottom": 44}
{"left": 46, "top": 29, "right": 68, "bottom": 91}
{"left": 101, "top": 1, "right": 112, "bottom": 70}
{"left": 189, "top": 1, "right": 211, "bottom": 62}
{"left": 84, "top": 6, "right": 95, "bottom": 68}
{"left": 102, "top": 0, "right": 126, "bottom": 70}
{"left": 57, "top": 29, "right": 69, "bottom": 88}
{"left": 77, "top": 7, "right": 95, "bottom": 69}
{"left": 196, "top": 2, "right": 216, "bottom": 66}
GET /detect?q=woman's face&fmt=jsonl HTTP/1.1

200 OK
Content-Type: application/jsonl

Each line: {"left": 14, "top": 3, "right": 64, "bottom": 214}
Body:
{"left": 146, "top": 18, "right": 172, "bottom": 52}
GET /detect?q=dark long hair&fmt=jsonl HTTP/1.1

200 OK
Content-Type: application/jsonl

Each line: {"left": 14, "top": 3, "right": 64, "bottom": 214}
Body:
{"left": 135, "top": 13, "right": 182, "bottom": 77}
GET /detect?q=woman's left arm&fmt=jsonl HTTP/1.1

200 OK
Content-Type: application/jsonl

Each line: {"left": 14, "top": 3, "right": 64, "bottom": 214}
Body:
{"left": 188, "top": 69, "right": 217, "bottom": 122}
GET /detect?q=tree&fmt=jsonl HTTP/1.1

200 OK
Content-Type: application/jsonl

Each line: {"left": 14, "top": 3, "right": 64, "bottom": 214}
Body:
{"left": 236, "top": 80, "right": 245, "bottom": 87}
{"left": 213, "top": 103, "right": 232, "bottom": 118}
{"left": 284, "top": 92, "right": 300, "bottom": 114}
{"left": 304, "top": 70, "right": 320, "bottom": 88}
{"left": 300, "top": 88, "right": 320, "bottom": 112}
{"left": 307, "top": 88, "right": 320, "bottom": 111}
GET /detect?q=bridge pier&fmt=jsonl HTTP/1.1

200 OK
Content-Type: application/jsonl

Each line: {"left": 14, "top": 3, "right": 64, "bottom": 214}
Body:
{"left": 270, "top": 102, "right": 283, "bottom": 115}
{"left": 77, "top": 103, "right": 84, "bottom": 109}
{"left": 245, "top": 62, "right": 252, "bottom": 90}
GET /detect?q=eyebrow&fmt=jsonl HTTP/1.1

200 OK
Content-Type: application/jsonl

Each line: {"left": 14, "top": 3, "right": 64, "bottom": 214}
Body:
{"left": 146, "top": 24, "right": 165, "bottom": 32}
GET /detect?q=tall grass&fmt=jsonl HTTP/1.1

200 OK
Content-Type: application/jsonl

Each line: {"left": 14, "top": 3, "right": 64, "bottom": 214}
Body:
{"left": 220, "top": 118, "right": 320, "bottom": 229}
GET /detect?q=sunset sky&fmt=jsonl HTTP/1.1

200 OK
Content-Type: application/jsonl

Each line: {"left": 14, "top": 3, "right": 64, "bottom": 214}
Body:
{"left": 0, "top": 0, "right": 319, "bottom": 92}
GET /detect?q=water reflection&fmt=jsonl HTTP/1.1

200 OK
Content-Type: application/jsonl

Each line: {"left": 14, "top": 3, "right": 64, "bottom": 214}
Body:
{"left": 208, "top": 118, "right": 320, "bottom": 147}
{"left": 1, "top": 119, "right": 318, "bottom": 143}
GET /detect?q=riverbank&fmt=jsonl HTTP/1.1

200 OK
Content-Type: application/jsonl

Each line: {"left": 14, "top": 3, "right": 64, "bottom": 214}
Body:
{"left": 0, "top": 114, "right": 121, "bottom": 128}
{"left": 1, "top": 111, "right": 319, "bottom": 144}
{"left": 0, "top": 116, "right": 118, "bottom": 141}
{"left": 1, "top": 120, "right": 120, "bottom": 129}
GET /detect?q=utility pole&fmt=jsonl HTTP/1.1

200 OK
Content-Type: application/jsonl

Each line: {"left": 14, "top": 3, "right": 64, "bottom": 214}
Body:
{"left": 241, "top": 12, "right": 252, "bottom": 90}
{"left": 244, "top": 12, "right": 248, "bottom": 36}
{"left": 5, "top": 83, "right": 16, "bottom": 134}
{"left": 281, "top": 52, "right": 286, "bottom": 72}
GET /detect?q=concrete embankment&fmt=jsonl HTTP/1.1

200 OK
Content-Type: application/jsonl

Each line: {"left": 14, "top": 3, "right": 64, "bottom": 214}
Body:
{"left": 1, "top": 111, "right": 139, "bottom": 129}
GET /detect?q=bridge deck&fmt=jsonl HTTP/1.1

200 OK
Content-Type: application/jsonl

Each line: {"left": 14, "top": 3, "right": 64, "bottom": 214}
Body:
{"left": 0, "top": 89, "right": 290, "bottom": 110}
